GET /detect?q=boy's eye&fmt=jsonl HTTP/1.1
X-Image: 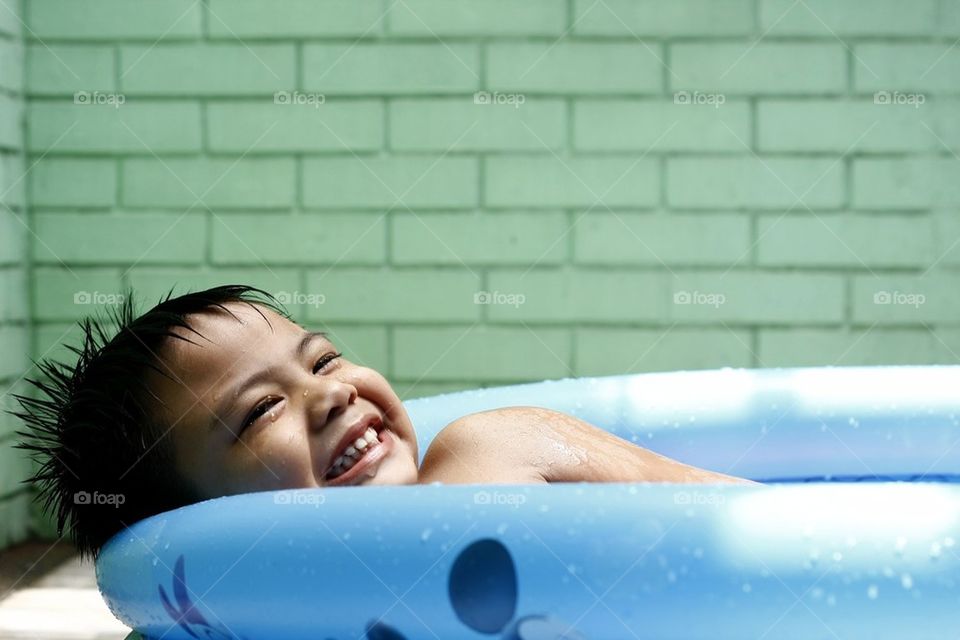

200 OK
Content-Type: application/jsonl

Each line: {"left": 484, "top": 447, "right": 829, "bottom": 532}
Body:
{"left": 239, "top": 352, "right": 343, "bottom": 432}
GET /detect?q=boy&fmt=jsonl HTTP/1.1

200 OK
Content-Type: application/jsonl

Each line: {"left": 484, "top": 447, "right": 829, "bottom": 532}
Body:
{"left": 11, "top": 285, "right": 753, "bottom": 562}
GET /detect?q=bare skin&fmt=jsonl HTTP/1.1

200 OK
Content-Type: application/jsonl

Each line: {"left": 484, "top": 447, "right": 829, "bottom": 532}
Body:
{"left": 147, "top": 301, "right": 754, "bottom": 501}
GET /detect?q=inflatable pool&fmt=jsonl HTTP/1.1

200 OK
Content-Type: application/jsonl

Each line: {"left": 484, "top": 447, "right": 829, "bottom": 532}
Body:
{"left": 100, "top": 366, "right": 960, "bottom": 639}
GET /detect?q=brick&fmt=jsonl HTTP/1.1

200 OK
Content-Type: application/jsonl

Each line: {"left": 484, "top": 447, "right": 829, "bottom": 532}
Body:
{"left": 855, "top": 45, "right": 960, "bottom": 93}
{"left": 671, "top": 43, "right": 845, "bottom": 94}
{"left": 0, "top": 95, "right": 23, "bottom": 150}
{"left": 303, "top": 44, "right": 479, "bottom": 95}
{"left": 388, "top": 0, "right": 565, "bottom": 35}
{"left": 574, "top": 0, "right": 754, "bottom": 35}
{"left": 668, "top": 272, "right": 844, "bottom": 324}
{"left": 0, "top": 438, "right": 31, "bottom": 502}
{"left": 757, "top": 213, "right": 933, "bottom": 268}
{"left": 488, "top": 43, "right": 662, "bottom": 94}
{"left": 302, "top": 157, "right": 477, "bottom": 209}
{"left": 33, "top": 212, "right": 205, "bottom": 264}
{"left": 668, "top": 157, "right": 844, "bottom": 209}
{"left": 212, "top": 212, "right": 385, "bottom": 265}
{"left": 852, "top": 159, "right": 960, "bottom": 209}
{"left": 0, "top": 2, "right": 19, "bottom": 37}
{"left": 120, "top": 45, "right": 295, "bottom": 96}
{"left": 758, "top": 100, "right": 937, "bottom": 152}
{"left": 486, "top": 269, "right": 667, "bottom": 322}
{"left": 852, "top": 274, "right": 960, "bottom": 324}
{"left": 397, "top": 381, "right": 484, "bottom": 400}
{"left": 0, "top": 41, "right": 23, "bottom": 94}
{"left": 929, "top": 330, "right": 960, "bottom": 363}
{"left": 208, "top": 0, "right": 385, "bottom": 37}
{"left": 389, "top": 98, "right": 565, "bottom": 151}
{"left": 0, "top": 154, "right": 25, "bottom": 209}
{"left": 27, "top": 45, "right": 113, "bottom": 95}
{"left": 0, "top": 325, "right": 29, "bottom": 378}
{"left": 28, "top": 102, "right": 202, "bottom": 153}
{"left": 575, "top": 213, "right": 750, "bottom": 266}
{"left": 28, "top": 0, "right": 201, "bottom": 39}
{"left": 392, "top": 211, "right": 567, "bottom": 265}
{"left": 486, "top": 157, "right": 659, "bottom": 208}
{"left": 0, "top": 492, "right": 30, "bottom": 547}
{"left": 123, "top": 158, "right": 294, "bottom": 208}
{"left": 574, "top": 99, "right": 750, "bottom": 152}
{"left": 33, "top": 268, "right": 123, "bottom": 321}
{"left": 0, "top": 268, "right": 28, "bottom": 321}
{"left": 0, "top": 210, "right": 26, "bottom": 264}
{"left": 575, "top": 328, "right": 753, "bottom": 375}
{"left": 126, "top": 268, "right": 301, "bottom": 314}
{"left": 759, "top": 329, "right": 939, "bottom": 367}
{"left": 308, "top": 324, "right": 387, "bottom": 373}
{"left": 933, "top": 211, "right": 960, "bottom": 267}
{"left": 30, "top": 158, "right": 116, "bottom": 207}
{"left": 393, "top": 325, "right": 571, "bottom": 381}
{"left": 304, "top": 268, "right": 481, "bottom": 323}
{"left": 207, "top": 100, "right": 383, "bottom": 152}
{"left": 760, "top": 0, "right": 937, "bottom": 35}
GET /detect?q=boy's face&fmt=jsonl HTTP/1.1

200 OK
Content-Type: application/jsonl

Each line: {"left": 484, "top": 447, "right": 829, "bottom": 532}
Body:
{"left": 147, "top": 302, "right": 420, "bottom": 500}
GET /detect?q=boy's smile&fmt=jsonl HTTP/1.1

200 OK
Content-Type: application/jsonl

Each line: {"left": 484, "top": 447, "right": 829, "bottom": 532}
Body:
{"left": 145, "top": 301, "right": 420, "bottom": 500}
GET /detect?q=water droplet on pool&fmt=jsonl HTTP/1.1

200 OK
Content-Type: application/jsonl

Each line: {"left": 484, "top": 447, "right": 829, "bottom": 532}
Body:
{"left": 152, "top": 558, "right": 158, "bottom": 566}
{"left": 832, "top": 551, "right": 843, "bottom": 562}
{"left": 496, "top": 523, "right": 509, "bottom": 535}
{"left": 420, "top": 528, "right": 432, "bottom": 542}
{"left": 539, "top": 504, "right": 550, "bottom": 513}
{"left": 848, "top": 417, "right": 859, "bottom": 428}
{"left": 826, "top": 594, "right": 837, "bottom": 606}
{"left": 930, "top": 542, "right": 942, "bottom": 559}
{"left": 742, "top": 583, "right": 752, "bottom": 593}
{"left": 901, "top": 573, "right": 913, "bottom": 589}
{"left": 867, "top": 584, "right": 879, "bottom": 599}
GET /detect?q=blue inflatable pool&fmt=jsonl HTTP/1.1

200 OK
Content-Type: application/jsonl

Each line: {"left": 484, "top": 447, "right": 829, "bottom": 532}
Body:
{"left": 99, "top": 366, "right": 960, "bottom": 639}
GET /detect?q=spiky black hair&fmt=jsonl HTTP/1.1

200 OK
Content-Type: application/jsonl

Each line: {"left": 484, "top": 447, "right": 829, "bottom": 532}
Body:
{"left": 8, "top": 284, "right": 291, "bottom": 562}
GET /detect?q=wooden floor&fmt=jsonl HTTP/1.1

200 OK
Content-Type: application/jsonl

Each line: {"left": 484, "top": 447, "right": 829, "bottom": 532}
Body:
{"left": 0, "top": 540, "right": 131, "bottom": 640}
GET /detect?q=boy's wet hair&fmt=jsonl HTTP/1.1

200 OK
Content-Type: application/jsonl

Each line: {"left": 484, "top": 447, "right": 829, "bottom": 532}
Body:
{"left": 8, "top": 284, "right": 291, "bottom": 561}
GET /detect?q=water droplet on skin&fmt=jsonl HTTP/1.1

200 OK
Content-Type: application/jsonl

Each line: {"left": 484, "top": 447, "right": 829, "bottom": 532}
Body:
{"left": 303, "top": 389, "right": 309, "bottom": 397}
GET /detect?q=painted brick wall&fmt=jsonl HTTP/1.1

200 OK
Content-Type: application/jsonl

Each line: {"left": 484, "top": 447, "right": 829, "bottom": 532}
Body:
{"left": 21, "top": 2, "right": 960, "bottom": 405}
{"left": 0, "top": 0, "right": 30, "bottom": 548}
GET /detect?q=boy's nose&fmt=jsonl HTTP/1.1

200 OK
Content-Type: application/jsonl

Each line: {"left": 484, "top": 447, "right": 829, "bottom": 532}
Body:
{"left": 305, "top": 380, "right": 358, "bottom": 431}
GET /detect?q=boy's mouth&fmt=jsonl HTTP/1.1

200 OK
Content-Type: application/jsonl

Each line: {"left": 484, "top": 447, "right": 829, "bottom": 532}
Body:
{"left": 324, "top": 414, "right": 389, "bottom": 484}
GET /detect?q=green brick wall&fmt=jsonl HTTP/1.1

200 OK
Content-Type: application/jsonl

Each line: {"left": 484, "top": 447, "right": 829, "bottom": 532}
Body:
{"left": 0, "top": 0, "right": 31, "bottom": 548}
{"left": 5, "top": 0, "right": 960, "bottom": 545}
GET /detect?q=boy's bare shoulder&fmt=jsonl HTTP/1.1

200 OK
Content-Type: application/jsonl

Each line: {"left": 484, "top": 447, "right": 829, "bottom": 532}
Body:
{"left": 417, "top": 406, "right": 554, "bottom": 485}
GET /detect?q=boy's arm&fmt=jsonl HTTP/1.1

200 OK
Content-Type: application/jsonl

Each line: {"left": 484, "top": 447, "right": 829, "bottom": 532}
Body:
{"left": 419, "top": 406, "right": 755, "bottom": 485}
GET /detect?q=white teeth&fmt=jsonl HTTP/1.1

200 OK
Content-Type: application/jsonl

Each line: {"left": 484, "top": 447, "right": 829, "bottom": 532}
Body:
{"left": 327, "top": 428, "right": 384, "bottom": 480}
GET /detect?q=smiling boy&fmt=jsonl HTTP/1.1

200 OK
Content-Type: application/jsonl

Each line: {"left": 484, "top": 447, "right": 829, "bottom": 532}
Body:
{"left": 12, "top": 285, "right": 753, "bottom": 561}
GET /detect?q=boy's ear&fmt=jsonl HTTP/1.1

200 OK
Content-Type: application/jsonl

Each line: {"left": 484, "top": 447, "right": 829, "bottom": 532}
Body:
{"left": 448, "top": 538, "right": 518, "bottom": 633}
